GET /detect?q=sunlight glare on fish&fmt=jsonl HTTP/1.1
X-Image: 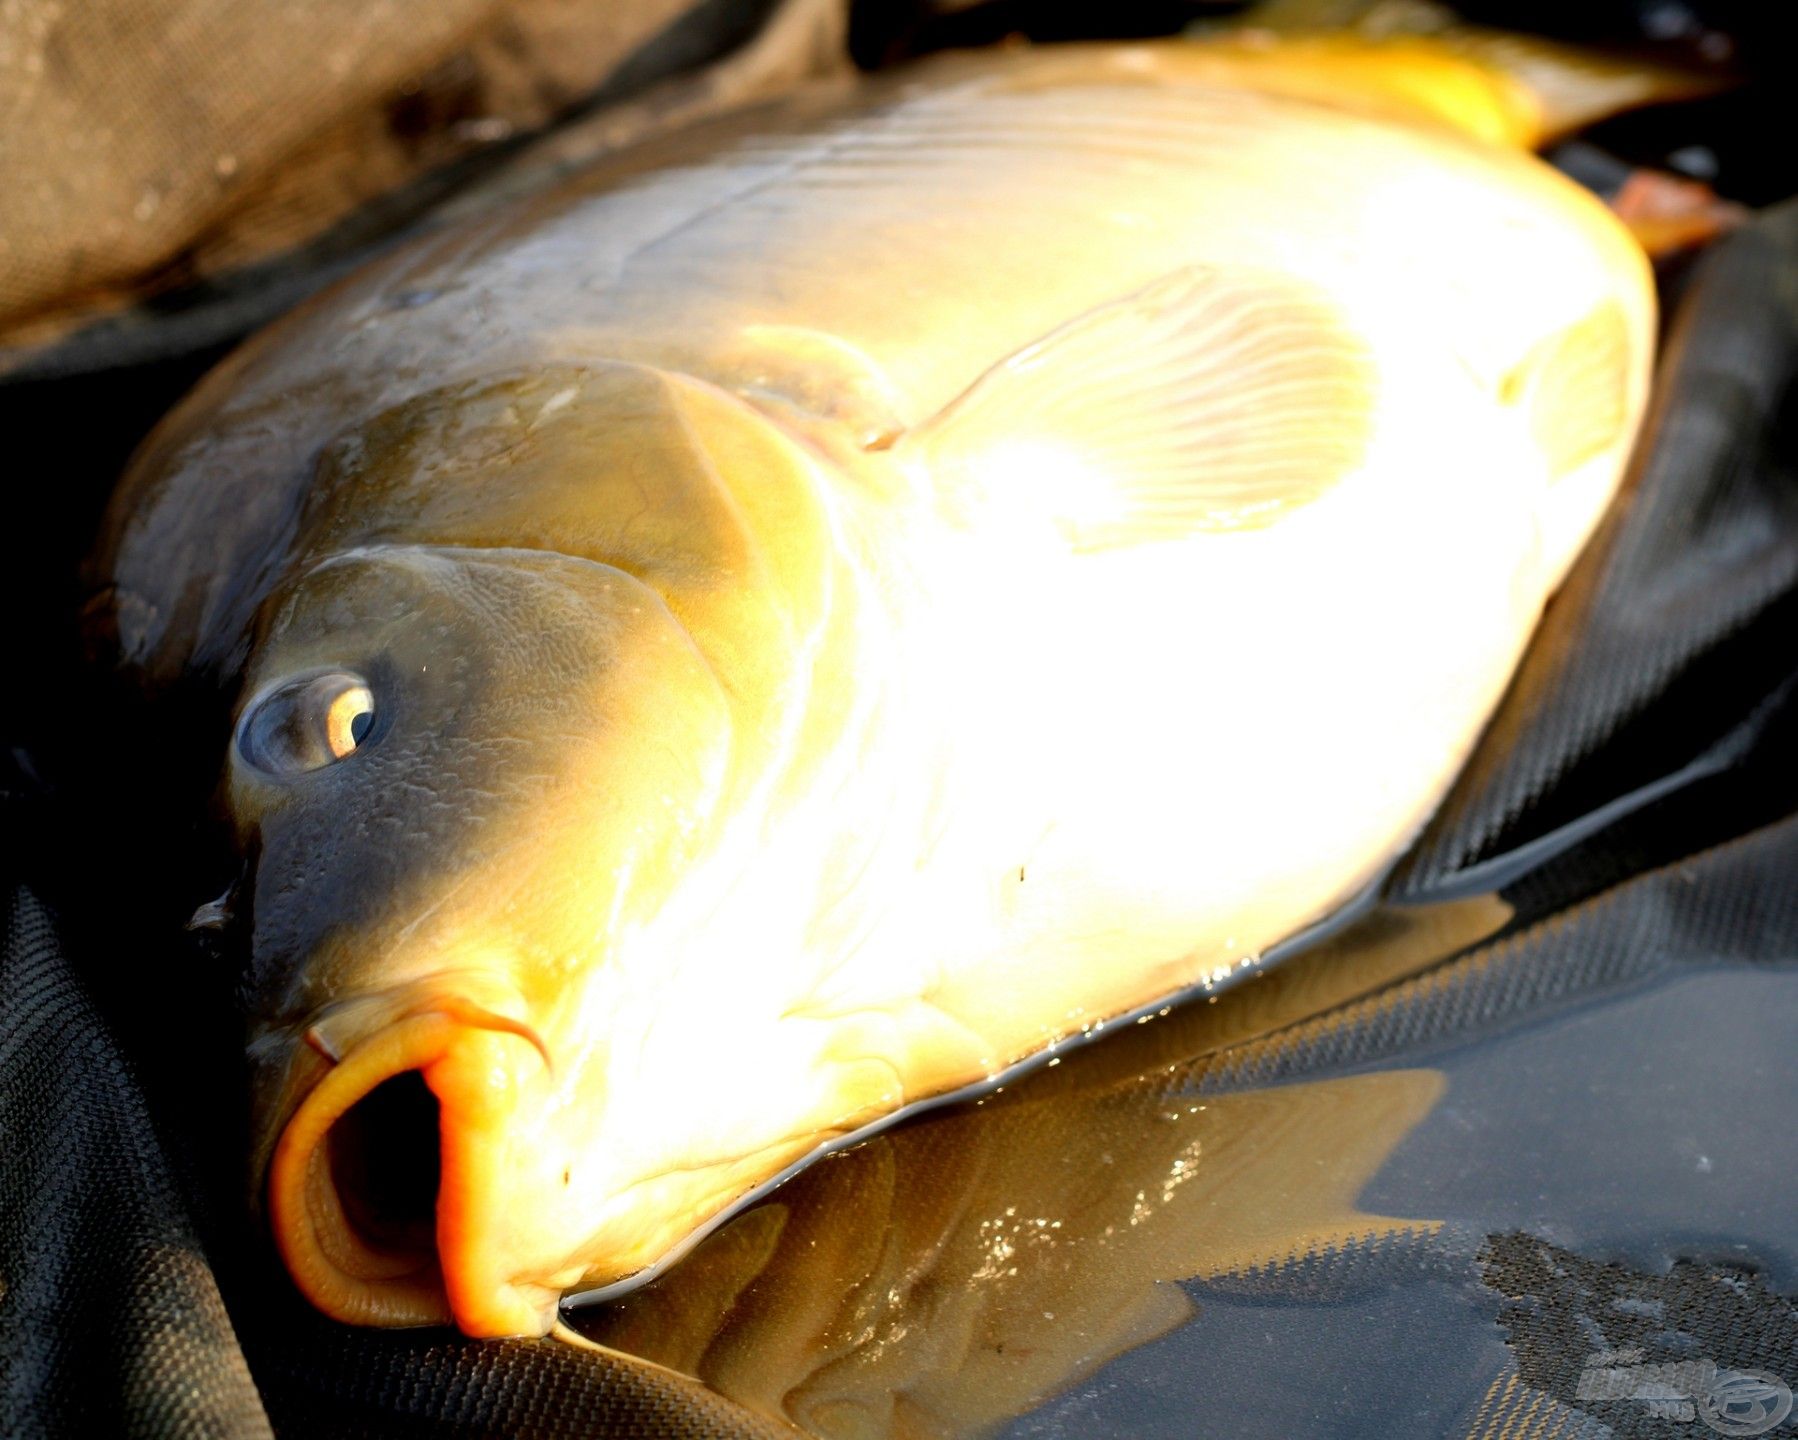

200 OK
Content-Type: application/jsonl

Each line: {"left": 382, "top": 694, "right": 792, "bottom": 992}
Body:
{"left": 960, "top": 437, "right": 1126, "bottom": 540}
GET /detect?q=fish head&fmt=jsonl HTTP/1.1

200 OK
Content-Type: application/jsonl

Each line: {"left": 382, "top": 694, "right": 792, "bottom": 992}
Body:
{"left": 233, "top": 538, "right": 735, "bottom": 1336}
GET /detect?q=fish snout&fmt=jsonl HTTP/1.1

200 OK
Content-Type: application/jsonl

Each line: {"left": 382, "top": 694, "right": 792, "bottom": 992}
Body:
{"left": 267, "top": 991, "right": 564, "bottom": 1337}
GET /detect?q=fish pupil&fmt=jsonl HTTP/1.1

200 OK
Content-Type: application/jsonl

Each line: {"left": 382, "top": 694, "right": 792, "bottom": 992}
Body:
{"left": 350, "top": 709, "right": 373, "bottom": 745}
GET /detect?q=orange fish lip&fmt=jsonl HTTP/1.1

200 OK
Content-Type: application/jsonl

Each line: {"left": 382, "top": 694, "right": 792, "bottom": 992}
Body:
{"left": 267, "top": 997, "right": 557, "bottom": 1336}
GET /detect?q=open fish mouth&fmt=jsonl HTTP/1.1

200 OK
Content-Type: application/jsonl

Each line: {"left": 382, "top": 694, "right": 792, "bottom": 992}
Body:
{"left": 268, "top": 1000, "right": 561, "bottom": 1336}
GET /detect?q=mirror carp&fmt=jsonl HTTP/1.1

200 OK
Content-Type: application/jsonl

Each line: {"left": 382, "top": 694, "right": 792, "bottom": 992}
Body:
{"left": 94, "top": 25, "right": 1671, "bottom": 1337}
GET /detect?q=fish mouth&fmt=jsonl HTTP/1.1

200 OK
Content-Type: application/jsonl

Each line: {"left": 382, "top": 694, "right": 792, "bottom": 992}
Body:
{"left": 268, "top": 1000, "right": 561, "bottom": 1337}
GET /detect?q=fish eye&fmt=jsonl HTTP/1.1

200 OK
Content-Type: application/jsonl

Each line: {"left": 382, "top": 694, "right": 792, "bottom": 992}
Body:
{"left": 238, "top": 671, "right": 377, "bottom": 776}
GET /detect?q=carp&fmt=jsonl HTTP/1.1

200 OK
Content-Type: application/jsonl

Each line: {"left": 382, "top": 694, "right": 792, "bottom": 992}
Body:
{"left": 94, "top": 19, "right": 1675, "bottom": 1338}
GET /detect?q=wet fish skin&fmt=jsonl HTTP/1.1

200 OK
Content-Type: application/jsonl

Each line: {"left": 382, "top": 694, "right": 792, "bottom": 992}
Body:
{"left": 92, "top": 38, "right": 1655, "bottom": 1336}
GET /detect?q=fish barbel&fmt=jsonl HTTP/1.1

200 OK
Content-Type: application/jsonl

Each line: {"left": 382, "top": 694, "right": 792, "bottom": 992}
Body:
{"left": 95, "top": 28, "right": 1661, "bottom": 1337}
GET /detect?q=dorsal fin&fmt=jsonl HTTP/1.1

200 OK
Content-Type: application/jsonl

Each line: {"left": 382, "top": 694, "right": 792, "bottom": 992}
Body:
{"left": 1193, "top": 0, "right": 1730, "bottom": 149}
{"left": 897, "top": 265, "right": 1375, "bottom": 550}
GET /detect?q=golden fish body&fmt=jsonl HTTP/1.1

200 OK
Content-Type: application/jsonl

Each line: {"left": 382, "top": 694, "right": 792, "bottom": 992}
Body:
{"left": 97, "top": 39, "right": 1653, "bottom": 1337}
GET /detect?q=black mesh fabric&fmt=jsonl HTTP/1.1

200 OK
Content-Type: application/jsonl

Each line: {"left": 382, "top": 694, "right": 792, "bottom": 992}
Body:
{"left": 1196, "top": 817, "right": 1798, "bottom": 1095}
{"left": 1478, "top": 1234, "right": 1798, "bottom": 1439}
{"left": 2, "top": 113, "right": 1795, "bottom": 1440}
{"left": 0, "top": 889, "right": 272, "bottom": 1440}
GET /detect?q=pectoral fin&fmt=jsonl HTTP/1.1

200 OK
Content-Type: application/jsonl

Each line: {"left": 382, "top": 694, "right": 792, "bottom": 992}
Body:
{"left": 900, "top": 266, "right": 1375, "bottom": 550}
